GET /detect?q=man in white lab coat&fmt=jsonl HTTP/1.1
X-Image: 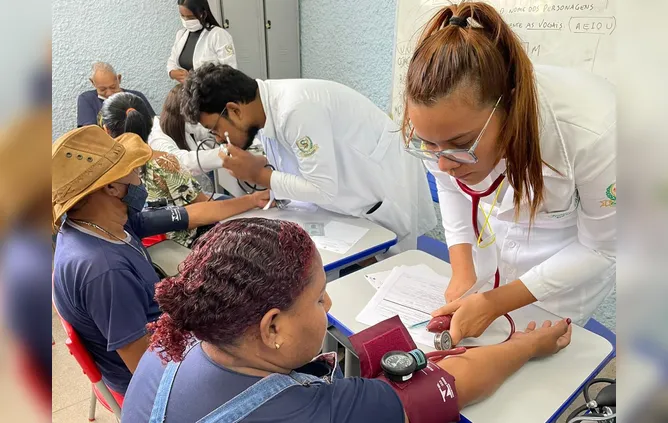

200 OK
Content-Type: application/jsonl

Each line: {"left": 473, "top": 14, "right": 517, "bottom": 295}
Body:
{"left": 181, "top": 64, "right": 436, "bottom": 252}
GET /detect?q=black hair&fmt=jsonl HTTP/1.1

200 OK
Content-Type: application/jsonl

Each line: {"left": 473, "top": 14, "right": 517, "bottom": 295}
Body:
{"left": 100, "top": 92, "right": 153, "bottom": 142}
{"left": 181, "top": 64, "right": 258, "bottom": 124}
{"left": 178, "top": 0, "right": 220, "bottom": 30}
{"left": 160, "top": 85, "right": 189, "bottom": 150}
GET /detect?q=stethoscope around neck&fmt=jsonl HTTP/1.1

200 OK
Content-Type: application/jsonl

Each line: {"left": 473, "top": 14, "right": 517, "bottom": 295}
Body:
{"left": 454, "top": 172, "right": 516, "bottom": 344}
{"left": 456, "top": 172, "right": 507, "bottom": 290}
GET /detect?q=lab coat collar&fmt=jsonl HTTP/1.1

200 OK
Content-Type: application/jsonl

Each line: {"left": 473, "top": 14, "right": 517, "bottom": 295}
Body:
{"left": 256, "top": 79, "right": 277, "bottom": 141}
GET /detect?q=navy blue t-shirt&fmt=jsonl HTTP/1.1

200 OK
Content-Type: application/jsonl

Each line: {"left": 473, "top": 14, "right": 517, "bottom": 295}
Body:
{"left": 76, "top": 89, "right": 156, "bottom": 127}
{"left": 52, "top": 209, "right": 188, "bottom": 394}
{"left": 121, "top": 344, "right": 405, "bottom": 423}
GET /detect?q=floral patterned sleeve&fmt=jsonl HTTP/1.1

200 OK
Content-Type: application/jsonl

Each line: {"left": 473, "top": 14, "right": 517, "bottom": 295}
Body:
{"left": 145, "top": 153, "right": 202, "bottom": 207}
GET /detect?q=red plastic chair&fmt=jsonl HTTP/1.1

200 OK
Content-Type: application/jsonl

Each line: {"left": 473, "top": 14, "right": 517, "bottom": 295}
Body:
{"left": 52, "top": 272, "right": 124, "bottom": 423}
{"left": 141, "top": 233, "right": 167, "bottom": 248}
{"left": 56, "top": 315, "right": 124, "bottom": 421}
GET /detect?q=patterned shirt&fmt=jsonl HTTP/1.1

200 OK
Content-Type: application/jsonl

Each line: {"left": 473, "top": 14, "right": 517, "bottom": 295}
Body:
{"left": 144, "top": 153, "right": 201, "bottom": 247}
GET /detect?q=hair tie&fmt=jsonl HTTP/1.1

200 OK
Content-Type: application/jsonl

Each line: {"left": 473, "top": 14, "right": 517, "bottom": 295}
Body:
{"left": 449, "top": 16, "right": 468, "bottom": 28}
{"left": 125, "top": 107, "right": 137, "bottom": 116}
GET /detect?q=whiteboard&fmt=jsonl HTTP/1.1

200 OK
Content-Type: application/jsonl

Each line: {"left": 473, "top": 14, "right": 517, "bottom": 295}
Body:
{"left": 390, "top": 0, "right": 616, "bottom": 122}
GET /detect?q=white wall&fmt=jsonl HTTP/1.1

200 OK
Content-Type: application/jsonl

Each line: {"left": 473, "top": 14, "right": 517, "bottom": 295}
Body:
{"left": 52, "top": 0, "right": 181, "bottom": 139}
{"left": 299, "top": 0, "right": 397, "bottom": 113}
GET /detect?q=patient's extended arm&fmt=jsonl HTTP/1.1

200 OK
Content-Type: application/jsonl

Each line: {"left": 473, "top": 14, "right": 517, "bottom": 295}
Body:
{"left": 438, "top": 319, "right": 572, "bottom": 409}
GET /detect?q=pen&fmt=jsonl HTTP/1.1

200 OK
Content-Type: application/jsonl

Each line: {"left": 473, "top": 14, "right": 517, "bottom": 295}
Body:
{"left": 409, "top": 320, "right": 430, "bottom": 329}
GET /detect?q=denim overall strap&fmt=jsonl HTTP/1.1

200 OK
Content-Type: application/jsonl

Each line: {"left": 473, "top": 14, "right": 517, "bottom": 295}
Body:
{"left": 197, "top": 371, "right": 324, "bottom": 423}
{"left": 147, "top": 361, "right": 182, "bottom": 423}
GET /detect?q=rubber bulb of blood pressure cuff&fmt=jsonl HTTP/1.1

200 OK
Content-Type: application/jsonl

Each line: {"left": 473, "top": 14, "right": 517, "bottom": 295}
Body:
{"left": 427, "top": 315, "right": 452, "bottom": 334}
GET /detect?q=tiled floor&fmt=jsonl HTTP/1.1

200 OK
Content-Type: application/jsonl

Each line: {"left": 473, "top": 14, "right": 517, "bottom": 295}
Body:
{"left": 52, "top": 305, "right": 615, "bottom": 423}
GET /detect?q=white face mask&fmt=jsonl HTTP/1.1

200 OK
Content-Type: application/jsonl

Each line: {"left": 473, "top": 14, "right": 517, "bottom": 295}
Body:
{"left": 181, "top": 17, "right": 203, "bottom": 32}
{"left": 98, "top": 95, "right": 107, "bottom": 101}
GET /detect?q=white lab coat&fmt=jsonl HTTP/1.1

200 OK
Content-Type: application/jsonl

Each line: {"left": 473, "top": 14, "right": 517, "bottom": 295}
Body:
{"left": 167, "top": 26, "right": 237, "bottom": 75}
{"left": 427, "top": 65, "right": 616, "bottom": 324}
{"left": 147, "top": 116, "right": 222, "bottom": 176}
{"left": 255, "top": 79, "right": 437, "bottom": 253}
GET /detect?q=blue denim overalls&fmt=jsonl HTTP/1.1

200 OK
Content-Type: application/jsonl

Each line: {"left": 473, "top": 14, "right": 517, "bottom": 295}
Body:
{"left": 148, "top": 346, "right": 342, "bottom": 423}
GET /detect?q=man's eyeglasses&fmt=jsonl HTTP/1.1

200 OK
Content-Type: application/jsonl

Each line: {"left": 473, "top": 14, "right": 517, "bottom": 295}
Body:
{"left": 209, "top": 108, "right": 228, "bottom": 138}
{"left": 404, "top": 96, "right": 503, "bottom": 165}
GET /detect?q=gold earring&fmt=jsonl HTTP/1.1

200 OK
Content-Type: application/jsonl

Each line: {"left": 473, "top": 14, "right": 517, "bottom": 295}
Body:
{"left": 275, "top": 343, "right": 281, "bottom": 350}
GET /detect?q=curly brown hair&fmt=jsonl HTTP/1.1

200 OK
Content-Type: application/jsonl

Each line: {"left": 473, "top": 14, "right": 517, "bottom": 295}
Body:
{"left": 148, "top": 218, "right": 316, "bottom": 362}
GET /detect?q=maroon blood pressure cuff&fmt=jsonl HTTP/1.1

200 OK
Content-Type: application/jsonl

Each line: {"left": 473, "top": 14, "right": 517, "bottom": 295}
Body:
{"left": 349, "top": 316, "right": 460, "bottom": 423}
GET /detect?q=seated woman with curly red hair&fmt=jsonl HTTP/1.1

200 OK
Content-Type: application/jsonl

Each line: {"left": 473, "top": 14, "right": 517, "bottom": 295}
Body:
{"left": 120, "top": 218, "right": 572, "bottom": 422}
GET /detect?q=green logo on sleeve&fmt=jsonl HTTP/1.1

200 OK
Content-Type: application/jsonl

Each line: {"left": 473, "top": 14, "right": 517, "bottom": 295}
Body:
{"left": 297, "top": 136, "right": 319, "bottom": 158}
{"left": 601, "top": 183, "right": 616, "bottom": 207}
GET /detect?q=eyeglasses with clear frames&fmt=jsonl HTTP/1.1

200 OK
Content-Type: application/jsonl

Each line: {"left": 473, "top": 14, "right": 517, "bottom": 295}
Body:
{"left": 404, "top": 96, "right": 503, "bottom": 164}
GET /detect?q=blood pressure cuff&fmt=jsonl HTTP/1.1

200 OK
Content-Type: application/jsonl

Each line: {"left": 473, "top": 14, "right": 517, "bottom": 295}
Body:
{"left": 129, "top": 206, "right": 189, "bottom": 238}
{"left": 349, "top": 316, "right": 460, "bottom": 423}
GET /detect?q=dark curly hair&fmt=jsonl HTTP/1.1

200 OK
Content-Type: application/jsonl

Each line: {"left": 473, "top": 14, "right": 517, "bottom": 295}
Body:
{"left": 148, "top": 218, "right": 316, "bottom": 362}
{"left": 180, "top": 63, "right": 258, "bottom": 124}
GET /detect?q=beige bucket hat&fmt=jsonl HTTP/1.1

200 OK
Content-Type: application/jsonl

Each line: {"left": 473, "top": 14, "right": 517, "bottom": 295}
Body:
{"left": 52, "top": 125, "right": 152, "bottom": 228}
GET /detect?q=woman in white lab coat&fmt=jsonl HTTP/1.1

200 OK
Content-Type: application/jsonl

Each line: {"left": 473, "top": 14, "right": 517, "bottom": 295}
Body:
{"left": 179, "top": 63, "right": 437, "bottom": 253}
{"left": 148, "top": 84, "right": 222, "bottom": 176}
{"left": 402, "top": 3, "right": 615, "bottom": 343}
{"left": 167, "top": 0, "right": 237, "bottom": 84}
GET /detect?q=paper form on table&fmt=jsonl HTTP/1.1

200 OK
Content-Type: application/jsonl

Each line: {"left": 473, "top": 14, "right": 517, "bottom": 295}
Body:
{"left": 311, "top": 221, "right": 369, "bottom": 254}
{"left": 364, "top": 264, "right": 445, "bottom": 290}
{"left": 357, "top": 265, "right": 450, "bottom": 348}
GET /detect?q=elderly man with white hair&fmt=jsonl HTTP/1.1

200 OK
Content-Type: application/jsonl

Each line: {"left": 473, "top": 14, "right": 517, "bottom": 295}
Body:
{"left": 76, "top": 62, "right": 155, "bottom": 127}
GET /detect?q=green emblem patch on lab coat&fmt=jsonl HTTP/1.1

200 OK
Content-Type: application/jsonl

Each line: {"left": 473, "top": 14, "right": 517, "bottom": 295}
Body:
{"left": 600, "top": 183, "right": 616, "bottom": 208}
{"left": 224, "top": 44, "right": 235, "bottom": 56}
{"left": 297, "top": 136, "right": 319, "bottom": 158}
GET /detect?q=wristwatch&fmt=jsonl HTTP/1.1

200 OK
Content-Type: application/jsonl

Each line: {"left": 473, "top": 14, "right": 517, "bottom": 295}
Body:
{"left": 380, "top": 349, "right": 428, "bottom": 383}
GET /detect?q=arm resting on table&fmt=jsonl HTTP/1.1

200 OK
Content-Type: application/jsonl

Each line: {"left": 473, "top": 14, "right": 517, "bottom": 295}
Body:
{"left": 437, "top": 337, "right": 536, "bottom": 408}
{"left": 184, "top": 195, "right": 256, "bottom": 229}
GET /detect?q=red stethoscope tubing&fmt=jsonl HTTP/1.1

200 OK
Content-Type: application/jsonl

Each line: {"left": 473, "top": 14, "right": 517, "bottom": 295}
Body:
{"left": 426, "top": 347, "right": 467, "bottom": 361}
{"left": 450, "top": 173, "right": 516, "bottom": 347}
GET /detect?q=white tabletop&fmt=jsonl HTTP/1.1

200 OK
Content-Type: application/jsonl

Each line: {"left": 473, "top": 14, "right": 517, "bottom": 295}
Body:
{"left": 327, "top": 250, "right": 614, "bottom": 423}
{"left": 147, "top": 240, "right": 191, "bottom": 277}
{"left": 222, "top": 207, "right": 397, "bottom": 273}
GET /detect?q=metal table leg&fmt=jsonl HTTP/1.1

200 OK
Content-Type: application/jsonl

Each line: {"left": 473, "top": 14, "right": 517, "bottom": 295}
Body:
{"left": 344, "top": 348, "right": 361, "bottom": 378}
{"left": 326, "top": 325, "right": 361, "bottom": 378}
{"left": 322, "top": 329, "right": 339, "bottom": 354}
